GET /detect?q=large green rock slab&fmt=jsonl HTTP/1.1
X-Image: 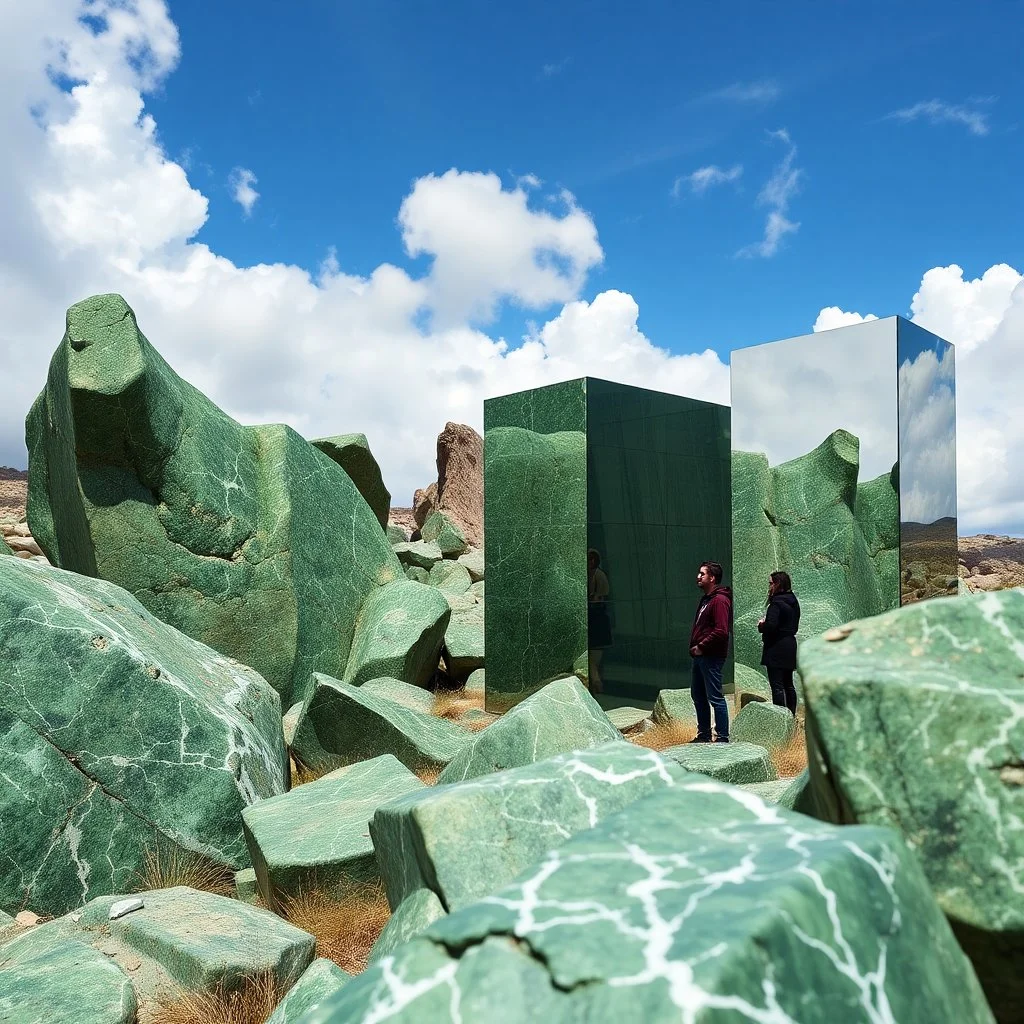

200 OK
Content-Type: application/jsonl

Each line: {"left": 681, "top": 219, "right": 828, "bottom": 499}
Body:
{"left": 360, "top": 676, "right": 436, "bottom": 713}
{"left": 742, "top": 770, "right": 811, "bottom": 810}
{"left": 420, "top": 511, "right": 468, "bottom": 557}
{"left": 342, "top": 579, "right": 450, "bottom": 688}
{"left": 484, "top": 421, "right": 587, "bottom": 713}
{"left": 732, "top": 700, "right": 796, "bottom": 750}
{"left": 457, "top": 548, "right": 484, "bottom": 582}
{"left": 443, "top": 601, "right": 485, "bottom": 678}
{"left": 799, "top": 589, "right": 1024, "bottom": 1020}
{"left": 26, "top": 294, "right": 405, "bottom": 708}
{"left": 731, "top": 430, "right": 899, "bottom": 673}
{"left": 311, "top": 433, "right": 391, "bottom": 530}
{"left": 268, "top": 958, "right": 351, "bottom": 1024}
{"left": 660, "top": 741, "right": 776, "bottom": 784}
{"left": 373, "top": 741, "right": 686, "bottom": 911}
{"left": 0, "top": 557, "right": 286, "bottom": 917}
{"left": 368, "top": 888, "right": 447, "bottom": 964}
{"left": 394, "top": 540, "right": 443, "bottom": 571}
{"left": 0, "top": 929, "right": 137, "bottom": 1024}
{"left": 437, "top": 677, "right": 621, "bottom": 784}
{"left": 298, "top": 782, "right": 993, "bottom": 1023}
{"left": 291, "top": 675, "right": 467, "bottom": 775}
{"left": 1, "top": 886, "right": 314, "bottom": 1015}
{"left": 651, "top": 687, "right": 697, "bottom": 725}
{"left": 428, "top": 558, "right": 472, "bottom": 595}
{"left": 243, "top": 755, "right": 424, "bottom": 912}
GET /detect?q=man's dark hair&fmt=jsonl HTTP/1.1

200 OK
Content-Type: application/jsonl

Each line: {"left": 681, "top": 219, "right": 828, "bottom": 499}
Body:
{"left": 700, "top": 561, "right": 723, "bottom": 584}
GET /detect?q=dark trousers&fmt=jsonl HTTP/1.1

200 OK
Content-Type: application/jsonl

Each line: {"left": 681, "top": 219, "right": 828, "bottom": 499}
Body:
{"left": 691, "top": 656, "right": 729, "bottom": 741}
{"left": 767, "top": 665, "right": 797, "bottom": 715}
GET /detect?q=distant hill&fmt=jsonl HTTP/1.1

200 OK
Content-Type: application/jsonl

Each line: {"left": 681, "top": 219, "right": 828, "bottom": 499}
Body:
{"left": 0, "top": 466, "right": 28, "bottom": 520}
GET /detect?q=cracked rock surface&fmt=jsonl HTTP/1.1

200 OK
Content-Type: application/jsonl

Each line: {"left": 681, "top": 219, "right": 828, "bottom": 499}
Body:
{"left": 26, "top": 293, "right": 409, "bottom": 708}
{"left": 0, "top": 556, "right": 286, "bottom": 917}
{"left": 800, "top": 588, "right": 1024, "bottom": 1020}
{"left": 296, "top": 780, "right": 992, "bottom": 1023}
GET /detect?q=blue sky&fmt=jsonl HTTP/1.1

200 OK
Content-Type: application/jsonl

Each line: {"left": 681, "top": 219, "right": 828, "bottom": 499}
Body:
{"left": 1, "top": 0, "right": 1023, "bottom": 532}
{"left": 154, "top": 0, "right": 1023, "bottom": 356}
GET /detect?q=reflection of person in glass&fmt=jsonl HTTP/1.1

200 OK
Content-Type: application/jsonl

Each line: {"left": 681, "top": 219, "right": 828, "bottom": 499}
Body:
{"left": 757, "top": 571, "right": 800, "bottom": 715}
{"left": 587, "top": 548, "right": 611, "bottom": 693}
{"left": 689, "top": 561, "right": 732, "bottom": 743}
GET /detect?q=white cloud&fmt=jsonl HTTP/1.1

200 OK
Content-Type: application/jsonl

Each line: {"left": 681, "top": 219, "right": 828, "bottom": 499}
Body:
{"left": 813, "top": 307, "right": 879, "bottom": 332}
{"left": 702, "top": 80, "right": 780, "bottom": 104}
{"left": 229, "top": 167, "right": 259, "bottom": 217}
{"left": 818, "top": 264, "right": 1024, "bottom": 534}
{"left": 885, "top": 99, "right": 991, "bottom": 137}
{"left": 0, "top": 1, "right": 726, "bottom": 511}
{"left": 671, "top": 164, "right": 742, "bottom": 198}
{"left": 737, "top": 130, "right": 802, "bottom": 258}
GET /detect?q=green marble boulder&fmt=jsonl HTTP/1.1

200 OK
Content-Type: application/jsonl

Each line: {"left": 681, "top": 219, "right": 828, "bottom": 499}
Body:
{"left": 420, "top": 510, "right": 468, "bottom": 557}
{"left": 297, "top": 782, "right": 993, "bottom": 1023}
{"left": 733, "top": 662, "right": 773, "bottom": 704}
{"left": 428, "top": 558, "right": 473, "bottom": 595}
{"left": 799, "top": 589, "right": 1024, "bottom": 1020}
{"left": 311, "top": 433, "right": 391, "bottom": 530}
{"left": 405, "top": 565, "right": 429, "bottom": 583}
{"left": 372, "top": 741, "right": 685, "bottom": 912}
{"left": 267, "top": 959, "right": 351, "bottom": 1024}
{"left": 660, "top": 740, "right": 776, "bottom": 784}
{"left": 651, "top": 687, "right": 697, "bottom": 726}
{"left": 367, "top": 888, "right": 447, "bottom": 965}
{"left": 604, "top": 706, "right": 650, "bottom": 732}
{"left": 731, "top": 430, "right": 899, "bottom": 672}
{"left": 437, "top": 677, "right": 621, "bottom": 784}
{"left": 360, "top": 676, "right": 437, "bottom": 714}
{"left": 0, "top": 886, "right": 314, "bottom": 1017}
{"left": 394, "top": 540, "right": 443, "bottom": 571}
{"left": 457, "top": 548, "right": 485, "bottom": 582}
{"left": 0, "top": 557, "right": 286, "bottom": 917}
{"left": 291, "top": 676, "right": 468, "bottom": 776}
{"left": 731, "top": 700, "right": 796, "bottom": 750}
{"left": 742, "top": 770, "right": 811, "bottom": 810}
{"left": 342, "top": 579, "right": 450, "bottom": 688}
{"left": 26, "top": 294, "right": 406, "bottom": 709}
{"left": 387, "top": 523, "right": 409, "bottom": 544}
{"left": 443, "top": 601, "right": 485, "bottom": 678}
{"left": 242, "top": 756, "right": 424, "bottom": 912}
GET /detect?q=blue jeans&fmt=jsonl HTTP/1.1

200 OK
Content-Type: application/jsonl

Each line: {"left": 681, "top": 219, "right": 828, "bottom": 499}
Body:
{"left": 691, "top": 656, "right": 729, "bottom": 741}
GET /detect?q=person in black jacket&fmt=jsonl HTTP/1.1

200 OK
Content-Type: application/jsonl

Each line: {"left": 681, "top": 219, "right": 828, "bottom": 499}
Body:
{"left": 757, "top": 571, "right": 800, "bottom": 715}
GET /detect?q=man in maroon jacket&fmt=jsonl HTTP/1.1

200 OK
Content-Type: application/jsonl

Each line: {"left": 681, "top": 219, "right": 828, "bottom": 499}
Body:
{"left": 689, "top": 561, "right": 732, "bottom": 743}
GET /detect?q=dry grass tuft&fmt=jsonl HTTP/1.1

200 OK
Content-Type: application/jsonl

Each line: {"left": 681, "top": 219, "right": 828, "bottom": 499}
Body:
{"left": 290, "top": 756, "right": 333, "bottom": 789}
{"left": 770, "top": 717, "right": 809, "bottom": 779}
{"left": 279, "top": 880, "right": 391, "bottom": 975}
{"left": 414, "top": 763, "right": 443, "bottom": 785}
{"left": 627, "top": 719, "right": 698, "bottom": 751}
{"left": 148, "top": 973, "right": 283, "bottom": 1024}
{"left": 430, "top": 687, "right": 483, "bottom": 721}
{"left": 134, "top": 842, "right": 234, "bottom": 898}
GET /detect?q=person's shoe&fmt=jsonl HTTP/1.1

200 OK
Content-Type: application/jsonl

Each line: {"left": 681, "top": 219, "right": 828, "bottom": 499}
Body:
{"left": 714, "top": 736, "right": 730, "bottom": 743}
{"left": 689, "top": 734, "right": 711, "bottom": 743}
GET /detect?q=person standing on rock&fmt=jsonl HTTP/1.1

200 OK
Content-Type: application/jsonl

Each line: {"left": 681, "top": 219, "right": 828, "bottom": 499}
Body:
{"left": 758, "top": 570, "right": 800, "bottom": 715}
{"left": 689, "top": 561, "right": 732, "bottom": 743}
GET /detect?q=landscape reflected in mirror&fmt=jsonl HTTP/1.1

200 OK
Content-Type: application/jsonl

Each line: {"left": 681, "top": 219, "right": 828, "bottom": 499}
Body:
{"left": 897, "top": 320, "right": 958, "bottom": 603}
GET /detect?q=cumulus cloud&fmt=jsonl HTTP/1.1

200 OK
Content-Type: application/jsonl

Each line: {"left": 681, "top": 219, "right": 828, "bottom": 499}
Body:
{"left": 737, "top": 130, "right": 801, "bottom": 258}
{"left": 817, "top": 264, "right": 1024, "bottom": 534}
{"left": 813, "top": 307, "right": 879, "bottom": 332}
{"left": 229, "top": 167, "right": 259, "bottom": 217}
{"left": 0, "top": 0, "right": 726, "bottom": 508}
{"left": 885, "top": 99, "right": 991, "bottom": 137}
{"left": 671, "top": 164, "right": 742, "bottom": 198}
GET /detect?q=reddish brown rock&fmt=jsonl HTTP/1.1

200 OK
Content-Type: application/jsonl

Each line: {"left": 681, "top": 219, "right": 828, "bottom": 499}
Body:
{"left": 435, "top": 423, "right": 483, "bottom": 548}
{"left": 413, "top": 482, "right": 438, "bottom": 529}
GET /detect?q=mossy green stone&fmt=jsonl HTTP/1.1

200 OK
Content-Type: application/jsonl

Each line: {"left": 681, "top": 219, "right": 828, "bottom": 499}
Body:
{"left": 651, "top": 687, "right": 697, "bottom": 726}
{"left": 268, "top": 958, "right": 351, "bottom": 1024}
{"left": 394, "top": 540, "right": 444, "bottom": 570}
{"left": 243, "top": 756, "right": 424, "bottom": 912}
{"left": 732, "top": 701, "right": 796, "bottom": 750}
{"left": 421, "top": 511, "right": 468, "bottom": 557}
{"left": 368, "top": 888, "right": 447, "bottom": 964}
{"left": 0, "top": 557, "right": 286, "bottom": 917}
{"left": 457, "top": 548, "right": 484, "bottom": 582}
{"left": 484, "top": 426, "right": 587, "bottom": 711}
{"left": 360, "top": 676, "right": 436, "bottom": 714}
{"left": 26, "top": 294, "right": 404, "bottom": 708}
{"left": 311, "top": 433, "right": 391, "bottom": 530}
{"left": 373, "top": 741, "right": 685, "bottom": 912}
{"left": 660, "top": 741, "right": 776, "bottom": 784}
{"left": 734, "top": 662, "right": 772, "bottom": 703}
{"left": 387, "top": 523, "right": 409, "bottom": 544}
{"left": 443, "top": 603, "right": 485, "bottom": 677}
{"left": 342, "top": 579, "right": 450, "bottom": 688}
{"left": 799, "top": 589, "right": 1024, "bottom": 1019}
{"left": 300, "top": 782, "right": 993, "bottom": 1023}
{"left": 291, "top": 675, "right": 467, "bottom": 775}
{"left": 428, "top": 559, "right": 472, "bottom": 595}
{"left": 405, "top": 565, "right": 429, "bottom": 583}
{"left": 0, "top": 929, "right": 137, "bottom": 1024}
{"left": 437, "top": 678, "right": 621, "bottom": 784}
{"left": 731, "top": 430, "right": 899, "bottom": 673}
